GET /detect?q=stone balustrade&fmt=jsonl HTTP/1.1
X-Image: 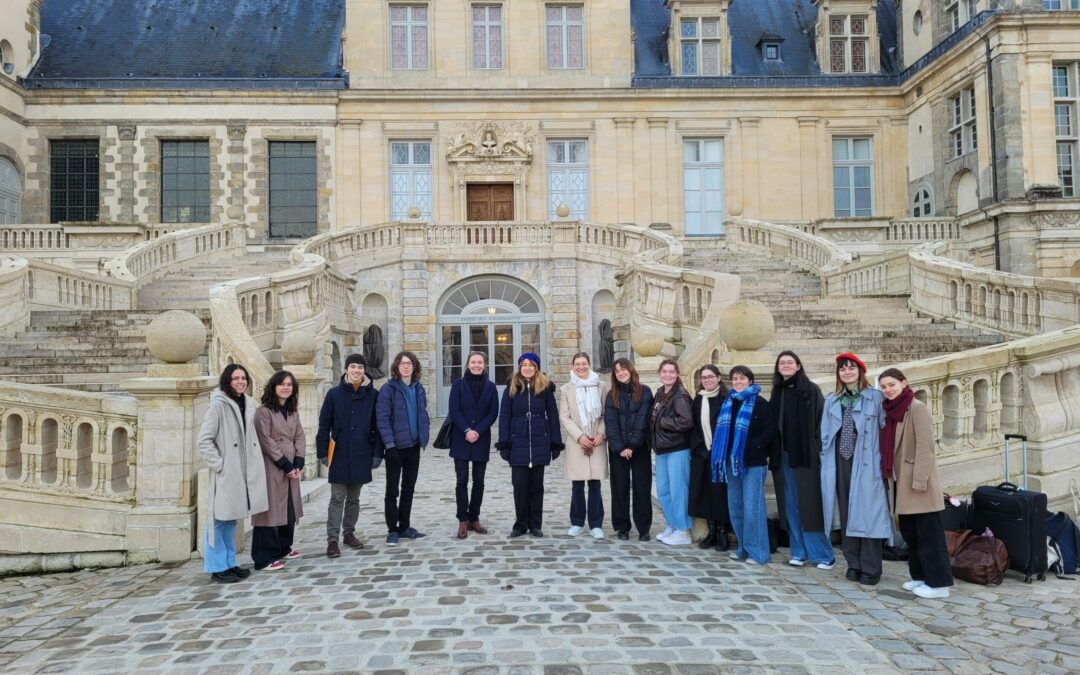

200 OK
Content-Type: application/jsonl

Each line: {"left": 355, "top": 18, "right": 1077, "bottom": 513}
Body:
{"left": 888, "top": 217, "right": 962, "bottom": 243}
{"left": 910, "top": 243, "right": 1080, "bottom": 337}
{"left": 105, "top": 221, "right": 246, "bottom": 286}
{"left": 26, "top": 259, "right": 135, "bottom": 311}
{"left": 0, "top": 257, "right": 30, "bottom": 333}
{"left": 0, "top": 382, "right": 138, "bottom": 503}
{"left": 824, "top": 250, "right": 912, "bottom": 297}
{"left": 728, "top": 217, "right": 853, "bottom": 273}
{"left": 0, "top": 225, "right": 70, "bottom": 251}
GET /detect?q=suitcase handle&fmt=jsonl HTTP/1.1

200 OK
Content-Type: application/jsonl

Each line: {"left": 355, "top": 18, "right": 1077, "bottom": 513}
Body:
{"left": 996, "top": 482, "right": 1020, "bottom": 492}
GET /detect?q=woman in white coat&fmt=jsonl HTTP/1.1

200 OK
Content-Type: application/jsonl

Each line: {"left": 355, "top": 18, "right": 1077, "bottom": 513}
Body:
{"left": 560, "top": 352, "right": 609, "bottom": 538}
{"left": 197, "top": 364, "right": 269, "bottom": 584}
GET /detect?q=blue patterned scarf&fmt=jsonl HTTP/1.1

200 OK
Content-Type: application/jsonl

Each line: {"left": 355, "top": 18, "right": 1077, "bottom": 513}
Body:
{"left": 711, "top": 383, "right": 761, "bottom": 482}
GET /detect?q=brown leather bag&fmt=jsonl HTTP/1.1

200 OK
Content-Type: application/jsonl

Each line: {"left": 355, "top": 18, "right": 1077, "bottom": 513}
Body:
{"left": 949, "top": 529, "right": 1010, "bottom": 585}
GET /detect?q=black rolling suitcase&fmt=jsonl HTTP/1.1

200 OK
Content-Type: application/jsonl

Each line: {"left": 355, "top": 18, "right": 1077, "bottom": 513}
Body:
{"left": 969, "top": 434, "right": 1048, "bottom": 583}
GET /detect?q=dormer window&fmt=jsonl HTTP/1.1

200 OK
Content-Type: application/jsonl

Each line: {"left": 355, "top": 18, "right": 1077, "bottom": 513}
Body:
{"left": 813, "top": 1, "right": 878, "bottom": 75}
{"left": 665, "top": 0, "right": 733, "bottom": 77}
{"left": 757, "top": 32, "right": 784, "bottom": 63}
{"left": 680, "top": 17, "right": 721, "bottom": 75}
{"left": 829, "top": 15, "right": 868, "bottom": 74}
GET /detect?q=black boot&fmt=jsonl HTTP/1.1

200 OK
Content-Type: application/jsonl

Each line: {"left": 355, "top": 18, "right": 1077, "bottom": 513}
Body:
{"left": 698, "top": 521, "right": 718, "bottom": 549}
{"left": 715, "top": 524, "right": 731, "bottom": 552}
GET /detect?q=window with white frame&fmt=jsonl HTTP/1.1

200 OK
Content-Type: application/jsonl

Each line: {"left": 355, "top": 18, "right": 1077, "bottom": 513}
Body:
{"left": 545, "top": 5, "right": 584, "bottom": 69}
{"left": 683, "top": 139, "right": 725, "bottom": 235}
{"left": 1043, "top": 0, "right": 1079, "bottom": 9}
{"left": 832, "top": 137, "right": 873, "bottom": 217}
{"left": 949, "top": 87, "right": 978, "bottom": 158}
{"left": 390, "top": 141, "right": 432, "bottom": 220}
{"left": 946, "top": 1, "right": 979, "bottom": 32}
{"left": 547, "top": 139, "right": 588, "bottom": 219}
{"left": 472, "top": 4, "right": 503, "bottom": 69}
{"left": 911, "top": 184, "right": 934, "bottom": 217}
{"left": 1054, "top": 63, "right": 1078, "bottom": 197}
{"left": 390, "top": 4, "right": 429, "bottom": 69}
{"left": 828, "top": 15, "right": 868, "bottom": 74}
{"left": 680, "top": 17, "right": 721, "bottom": 76}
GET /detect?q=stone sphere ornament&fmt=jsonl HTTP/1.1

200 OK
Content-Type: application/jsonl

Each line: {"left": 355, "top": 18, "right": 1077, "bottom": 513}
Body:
{"left": 406, "top": 206, "right": 422, "bottom": 220}
{"left": 718, "top": 300, "right": 775, "bottom": 351}
{"left": 281, "top": 329, "right": 319, "bottom": 366}
{"left": 146, "top": 310, "right": 206, "bottom": 364}
{"left": 556, "top": 204, "right": 571, "bottom": 218}
{"left": 631, "top": 326, "right": 664, "bottom": 357}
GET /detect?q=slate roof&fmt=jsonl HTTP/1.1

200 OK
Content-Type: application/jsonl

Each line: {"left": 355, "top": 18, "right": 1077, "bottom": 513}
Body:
{"left": 632, "top": 0, "right": 900, "bottom": 85}
{"left": 24, "top": 0, "right": 347, "bottom": 89}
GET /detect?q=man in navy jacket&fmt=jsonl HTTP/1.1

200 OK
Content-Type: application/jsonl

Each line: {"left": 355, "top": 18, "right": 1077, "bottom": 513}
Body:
{"left": 316, "top": 354, "right": 383, "bottom": 558}
{"left": 376, "top": 351, "right": 430, "bottom": 545}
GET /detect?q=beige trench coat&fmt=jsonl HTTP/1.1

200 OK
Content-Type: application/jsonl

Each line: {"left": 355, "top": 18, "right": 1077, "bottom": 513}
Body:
{"left": 197, "top": 390, "right": 269, "bottom": 544}
{"left": 559, "top": 381, "right": 609, "bottom": 481}
{"left": 890, "top": 398, "right": 945, "bottom": 515}
{"left": 251, "top": 406, "right": 305, "bottom": 528}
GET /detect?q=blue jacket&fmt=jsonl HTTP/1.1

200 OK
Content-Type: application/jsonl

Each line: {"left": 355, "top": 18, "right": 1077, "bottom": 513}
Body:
{"left": 820, "top": 387, "right": 891, "bottom": 538}
{"left": 316, "top": 376, "right": 384, "bottom": 485}
{"left": 376, "top": 379, "right": 430, "bottom": 450}
{"left": 447, "top": 376, "right": 500, "bottom": 462}
{"left": 604, "top": 383, "right": 653, "bottom": 453}
{"left": 496, "top": 381, "right": 563, "bottom": 467}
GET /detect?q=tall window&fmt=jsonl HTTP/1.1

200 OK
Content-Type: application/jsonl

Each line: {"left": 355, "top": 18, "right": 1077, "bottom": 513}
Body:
{"left": 949, "top": 87, "right": 978, "bottom": 158}
{"left": 268, "top": 141, "right": 317, "bottom": 238}
{"left": 828, "top": 15, "right": 868, "bottom": 74}
{"left": 683, "top": 139, "right": 724, "bottom": 235}
{"left": 680, "top": 17, "right": 720, "bottom": 76}
{"left": 49, "top": 140, "right": 99, "bottom": 223}
{"left": 161, "top": 140, "right": 210, "bottom": 223}
{"left": 472, "top": 5, "right": 503, "bottom": 69}
{"left": 0, "top": 156, "right": 20, "bottom": 224}
{"left": 547, "top": 139, "right": 588, "bottom": 219}
{"left": 832, "top": 137, "right": 873, "bottom": 217}
{"left": 1055, "top": 63, "right": 1078, "bottom": 197}
{"left": 947, "top": 1, "right": 979, "bottom": 32}
{"left": 390, "top": 4, "right": 429, "bottom": 69}
{"left": 1044, "top": 0, "right": 1080, "bottom": 8}
{"left": 545, "top": 5, "right": 584, "bottom": 69}
{"left": 390, "top": 141, "right": 432, "bottom": 220}
{"left": 912, "top": 184, "right": 934, "bottom": 217}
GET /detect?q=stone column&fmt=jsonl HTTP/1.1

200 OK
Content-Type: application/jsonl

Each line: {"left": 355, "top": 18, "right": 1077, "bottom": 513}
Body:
{"left": 116, "top": 124, "right": 137, "bottom": 223}
{"left": 121, "top": 311, "right": 216, "bottom": 564}
{"left": 226, "top": 124, "right": 247, "bottom": 222}
{"left": 614, "top": 117, "right": 636, "bottom": 224}
{"left": 647, "top": 117, "right": 670, "bottom": 226}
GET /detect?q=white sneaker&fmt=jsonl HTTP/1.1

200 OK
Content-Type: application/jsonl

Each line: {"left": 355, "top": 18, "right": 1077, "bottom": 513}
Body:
{"left": 590, "top": 528, "right": 604, "bottom": 539}
{"left": 902, "top": 580, "right": 926, "bottom": 591}
{"left": 913, "top": 585, "right": 950, "bottom": 599}
{"left": 728, "top": 552, "right": 743, "bottom": 560}
{"left": 567, "top": 525, "right": 584, "bottom": 537}
{"left": 658, "top": 527, "right": 675, "bottom": 542}
{"left": 788, "top": 558, "right": 806, "bottom": 567}
{"left": 664, "top": 529, "right": 692, "bottom": 546}
{"left": 745, "top": 559, "right": 764, "bottom": 566}
{"left": 816, "top": 561, "right": 836, "bottom": 570}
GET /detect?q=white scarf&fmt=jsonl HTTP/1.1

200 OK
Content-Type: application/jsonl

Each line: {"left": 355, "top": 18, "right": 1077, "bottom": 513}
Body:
{"left": 699, "top": 387, "right": 724, "bottom": 451}
{"left": 571, "top": 370, "right": 602, "bottom": 437}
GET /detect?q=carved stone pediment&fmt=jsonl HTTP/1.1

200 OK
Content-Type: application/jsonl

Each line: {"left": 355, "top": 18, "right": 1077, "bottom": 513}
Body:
{"left": 445, "top": 121, "right": 534, "bottom": 164}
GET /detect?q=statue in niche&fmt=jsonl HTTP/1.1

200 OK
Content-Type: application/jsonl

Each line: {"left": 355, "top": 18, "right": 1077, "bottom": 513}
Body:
{"left": 363, "top": 324, "right": 386, "bottom": 379}
{"left": 597, "top": 319, "right": 614, "bottom": 374}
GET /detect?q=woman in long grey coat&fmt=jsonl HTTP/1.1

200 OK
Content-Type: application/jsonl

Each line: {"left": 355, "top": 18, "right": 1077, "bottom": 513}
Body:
{"left": 559, "top": 352, "right": 609, "bottom": 538}
{"left": 251, "top": 370, "right": 305, "bottom": 571}
{"left": 197, "top": 364, "right": 269, "bottom": 584}
{"left": 820, "top": 353, "right": 890, "bottom": 586}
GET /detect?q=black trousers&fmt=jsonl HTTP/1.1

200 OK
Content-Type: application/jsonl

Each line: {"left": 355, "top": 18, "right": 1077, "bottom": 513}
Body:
{"left": 511, "top": 464, "right": 545, "bottom": 532}
{"left": 836, "top": 448, "right": 883, "bottom": 578}
{"left": 609, "top": 449, "right": 652, "bottom": 535}
{"left": 251, "top": 483, "right": 296, "bottom": 569}
{"left": 384, "top": 445, "right": 421, "bottom": 533}
{"left": 899, "top": 511, "right": 955, "bottom": 588}
{"left": 454, "top": 459, "right": 487, "bottom": 522}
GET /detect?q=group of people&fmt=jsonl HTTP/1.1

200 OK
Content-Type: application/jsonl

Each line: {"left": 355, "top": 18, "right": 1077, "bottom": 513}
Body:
{"left": 197, "top": 347, "right": 954, "bottom": 600}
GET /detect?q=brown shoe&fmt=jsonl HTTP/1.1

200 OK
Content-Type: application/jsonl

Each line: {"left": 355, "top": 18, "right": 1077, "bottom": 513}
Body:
{"left": 327, "top": 540, "right": 341, "bottom": 558}
{"left": 342, "top": 533, "right": 364, "bottom": 549}
{"left": 456, "top": 522, "right": 468, "bottom": 539}
{"left": 469, "top": 521, "right": 489, "bottom": 534}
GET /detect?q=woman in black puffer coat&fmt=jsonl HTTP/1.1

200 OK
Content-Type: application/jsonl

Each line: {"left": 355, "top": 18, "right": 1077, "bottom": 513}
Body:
{"left": 603, "top": 357, "right": 654, "bottom": 541}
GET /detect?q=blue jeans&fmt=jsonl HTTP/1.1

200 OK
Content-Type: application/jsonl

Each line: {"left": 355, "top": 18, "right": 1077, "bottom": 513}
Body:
{"left": 655, "top": 449, "right": 692, "bottom": 531}
{"left": 781, "top": 453, "right": 835, "bottom": 564}
{"left": 728, "top": 465, "right": 769, "bottom": 563}
{"left": 204, "top": 519, "right": 237, "bottom": 573}
{"left": 570, "top": 479, "right": 604, "bottom": 529}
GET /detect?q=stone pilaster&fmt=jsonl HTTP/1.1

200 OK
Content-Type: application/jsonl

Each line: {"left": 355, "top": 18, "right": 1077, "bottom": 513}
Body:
{"left": 614, "top": 117, "right": 636, "bottom": 224}
{"left": 547, "top": 257, "right": 580, "bottom": 385}
{"left": 647, "top": 117, "right": 669, "bottom": 226}
{"left": 337, "top": 121, "right": 363, "bottom": 229}
{"left": 797, "top": 117, "right": 821, "bottom": 218}
{"left": 739, "top": 117, "right": 761, "bottom": 219}
{"left": 226, "top": 124, "right": 247, "bottom": 222}
{"left": 991, "top": 53, "right": 1027, "bottom": 201}
{"left": 116, "top": 124, "right": 137, "bottom": 222}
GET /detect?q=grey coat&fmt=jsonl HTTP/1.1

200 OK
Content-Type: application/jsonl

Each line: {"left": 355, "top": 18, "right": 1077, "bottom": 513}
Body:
{"left": 197, "top": 390, "right": 269, "bottom": 544}
{"left": 819, "top": 387, "right": 891, "bottom": 539}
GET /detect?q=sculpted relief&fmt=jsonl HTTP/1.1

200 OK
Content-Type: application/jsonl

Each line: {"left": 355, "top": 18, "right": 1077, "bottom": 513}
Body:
{"left": 446, "top": 121, "right": 535, "bottom": 168}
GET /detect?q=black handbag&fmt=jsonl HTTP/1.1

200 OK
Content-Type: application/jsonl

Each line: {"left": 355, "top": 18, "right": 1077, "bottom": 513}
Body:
{"left": 432, "top": 418, "right": 453, "bottom": 449}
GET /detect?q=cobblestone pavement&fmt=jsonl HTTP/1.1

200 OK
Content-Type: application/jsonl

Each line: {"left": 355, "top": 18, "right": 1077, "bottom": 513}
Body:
{"left": 2, "top": 450, "right": 1079, "bottom": 674}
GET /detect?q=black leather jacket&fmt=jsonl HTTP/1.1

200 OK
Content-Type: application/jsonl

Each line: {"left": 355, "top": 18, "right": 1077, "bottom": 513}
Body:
{"left": 649, "top": 382, "right": 694, "bottom": 454}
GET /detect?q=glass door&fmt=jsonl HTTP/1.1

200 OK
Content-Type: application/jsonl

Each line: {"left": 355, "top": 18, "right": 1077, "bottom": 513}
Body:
{"left": 437, "top": 320, "right": 546, "bottom": 415}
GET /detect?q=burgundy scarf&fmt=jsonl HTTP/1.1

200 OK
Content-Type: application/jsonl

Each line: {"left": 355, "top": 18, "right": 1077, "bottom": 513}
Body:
{"left": 880, "top": 386, "right": 915, "bottom": 479}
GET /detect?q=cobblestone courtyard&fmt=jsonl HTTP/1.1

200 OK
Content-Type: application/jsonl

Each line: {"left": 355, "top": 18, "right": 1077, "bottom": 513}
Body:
{"left": 2, "top": 451, "right": 1079, "bottom": 674}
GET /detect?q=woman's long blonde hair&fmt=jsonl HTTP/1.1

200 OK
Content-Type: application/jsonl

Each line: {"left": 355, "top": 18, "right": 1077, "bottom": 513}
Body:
{"left": 508, "top": 357, "right": 550, "bottom": 396}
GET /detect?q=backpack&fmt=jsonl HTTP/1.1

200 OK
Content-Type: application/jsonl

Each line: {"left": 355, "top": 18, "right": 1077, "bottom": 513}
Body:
{"left": 1047, "top": 511, "right": 1080, "bottom": 575}
{"left": 949, "top": 528, "right": 1010, "bottom": 586}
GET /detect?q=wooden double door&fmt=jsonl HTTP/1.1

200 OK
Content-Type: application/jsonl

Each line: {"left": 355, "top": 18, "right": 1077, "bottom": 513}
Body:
{"left": 466, "top": 183, "right": 514, "bottom": 221}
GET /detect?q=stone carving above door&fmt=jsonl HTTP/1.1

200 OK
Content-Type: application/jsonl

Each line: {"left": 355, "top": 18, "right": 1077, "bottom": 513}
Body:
{"left": 445, "top": 121, "right": 534, "bottom": 164}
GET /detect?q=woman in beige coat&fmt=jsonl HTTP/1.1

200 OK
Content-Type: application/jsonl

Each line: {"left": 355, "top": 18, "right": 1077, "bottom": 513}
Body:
{"left": 560, "top": 352, "right": 609, "bottom": 539}
{"left": 879, "top": 367, "right": 953, "bottom": 599}
{"left": 197, "top": 364, "right": 269, "bottom": 584}
{"left": 251, "top": 370, "right": 306, "bottom": 571}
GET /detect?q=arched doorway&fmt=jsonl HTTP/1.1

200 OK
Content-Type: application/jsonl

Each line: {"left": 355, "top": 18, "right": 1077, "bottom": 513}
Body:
{"left": 436, "top": 275, "right": 545, "bottom": 415}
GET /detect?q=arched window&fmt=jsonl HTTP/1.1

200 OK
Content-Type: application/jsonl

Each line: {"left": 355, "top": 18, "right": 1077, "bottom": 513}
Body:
{"left": 911, "top": 183, "right": 934, "bottom": 217}
{"left": 0, "top": 156, "right": 21, "bottom": 224}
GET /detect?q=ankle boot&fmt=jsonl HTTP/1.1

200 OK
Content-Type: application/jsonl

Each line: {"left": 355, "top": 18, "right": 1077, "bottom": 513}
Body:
{"left": 698, "top": 521, "right": 718, "bottom": 549}
{"left": 715, "top": 524, "right": 731, "bottom": 552}
{"left": 456, "top": 522, "right": 468, "bottom": 539}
